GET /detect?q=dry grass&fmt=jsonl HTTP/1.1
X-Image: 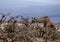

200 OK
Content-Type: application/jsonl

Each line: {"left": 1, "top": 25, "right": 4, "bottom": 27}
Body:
{"left": 0, "top": 14, "right": 60, "bottom": 42}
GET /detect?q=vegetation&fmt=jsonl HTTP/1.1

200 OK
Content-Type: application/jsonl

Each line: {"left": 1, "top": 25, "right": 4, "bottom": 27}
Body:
{"left": 0, "top": 13, "right": 60, "bottom": 42}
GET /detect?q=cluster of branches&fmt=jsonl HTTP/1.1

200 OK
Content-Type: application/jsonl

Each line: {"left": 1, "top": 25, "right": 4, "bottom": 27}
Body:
{"left": 0, "top": 13, "right": 60, "bottom": 42}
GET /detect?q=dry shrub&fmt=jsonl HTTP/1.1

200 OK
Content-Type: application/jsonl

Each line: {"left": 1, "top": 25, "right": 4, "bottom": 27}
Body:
{"left": 0, "top": 14, "right": 60, "bottom": 42}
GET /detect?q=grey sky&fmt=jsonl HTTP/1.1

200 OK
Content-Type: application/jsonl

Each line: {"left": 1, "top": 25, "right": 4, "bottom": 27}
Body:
{"left": 0, "top": 0, "right": 60, "bottom": 8}
{"left": 0, "top": 0, "right": 60, "bottom": 23}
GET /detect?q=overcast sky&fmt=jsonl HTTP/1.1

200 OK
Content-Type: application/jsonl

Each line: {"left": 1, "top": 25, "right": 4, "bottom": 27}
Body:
{"left": 0, "top": 0, "right": 60, "bottom": 8}
{"left": 0, "top": 0, "right": 60, "bottom": 23}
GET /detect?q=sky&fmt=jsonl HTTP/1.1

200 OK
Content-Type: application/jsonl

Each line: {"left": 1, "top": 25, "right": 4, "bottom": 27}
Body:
{"left": 0, "top": 0, "right": 60, "bottom": 8}
{"left": 0, "top": 0, "right": 60, "bottom": 16}
{"left": 0, "top": 0, "right": 60, "bottom": 23}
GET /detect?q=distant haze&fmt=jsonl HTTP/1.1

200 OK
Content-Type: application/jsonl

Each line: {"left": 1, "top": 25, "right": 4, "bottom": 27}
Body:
{"left": 0, "top": 0, "right": 60, "bottom": 23}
